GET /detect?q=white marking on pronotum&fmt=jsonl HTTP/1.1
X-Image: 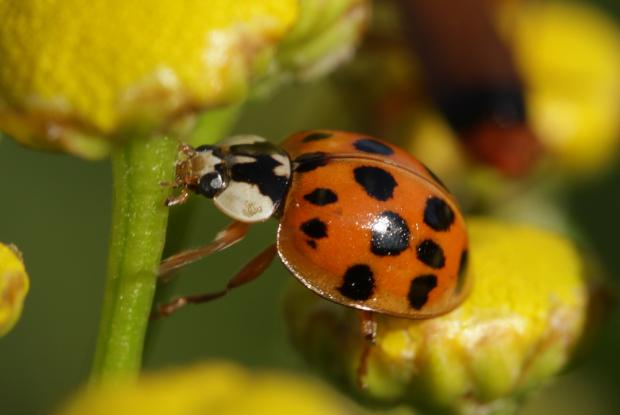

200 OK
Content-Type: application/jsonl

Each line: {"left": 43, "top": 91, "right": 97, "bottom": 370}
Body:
{"left": 214, "top": 181, "right": 274, "bottom": 222}
{"left": 194, "top": 150, "right": 224, "bottom": 177}
{"left": 233, "top": 155, "right": 257, "bottom": 164}
{"left": 272, "top": 154, "right": 291, "bottom": 177}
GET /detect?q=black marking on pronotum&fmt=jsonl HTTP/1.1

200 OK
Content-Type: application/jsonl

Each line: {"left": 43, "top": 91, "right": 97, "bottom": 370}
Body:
{"left": 195, "top": 144, "right": 215, "bottom": 152}
{"left": 423, "top": 196, "right": 455, "bottom": 231}
{"left": 455, "top": 249, "right": 469, "bottom": 294}
{"left": 353, "top": 166, "right": 397, "bottom": 201}
{"left": 303, "top": 188, "right": 338, "bottom": 206}
{"left": 230, "top": 154, "right": 289, "bottom": 205}
{"left": 294, "top": 152, "right": 329, "bottom": 173}
{"left": 408, "top": 274, "right": 438, "bottom": 310}
{"left": 416, "top": 239, "right": 445, "bottom": 269}
{"left": 302, "top": 132, "right": 332, "bottom": 142}
{"left": 353, "top": 138, "right": 394, "bottom": 155}
{"left": 229, "top": 141, "right": 278, "bottom": 158}
{"left": 306, "top": 239, "right": 317, "bottom": 249}
{"left": 338, "top": 264, "right": 375, "bottom": 301}
{"left": 300, "top": 218, "right": 328, "bottom": 239}
{"left": 421, "top": 162, "right": 449, "bottom": 192}
{"left": 370, "top": 211, "right": 410, "bottom": 256}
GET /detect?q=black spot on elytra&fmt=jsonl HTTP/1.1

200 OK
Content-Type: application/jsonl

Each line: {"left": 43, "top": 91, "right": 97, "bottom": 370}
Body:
{"left": 424, "top": 196, "right": 455, "bottom": 231}
{"left": 300, "top": 218, "right": 327, "bottom": 239}
{"left": 306, "top": 239, "right": 317, "bottom": 249}
{"left": 416, "top": 239, "right": 445, "bottom": 269}
{"left": 302, "top": 132, "right": 332, "bottom": 142}
{"left": 408, "top": 274, "right": 438, "bottom": 310}
{"left": 455, "top": 249, "right": 469, "bottom": 294}
{"left": 303, "top": 188, "right": 338, "bottom": 206}
{"left": 354, "top": 138, "right": 394, "bottom": 155}
{"left": 338, "top": 264, "right": 375, "bottom": 301}
{"left": 354, "top": 166, "right": 397, "bottom": 201}
{"left": 370, "top": 211, "right": 410, "bottom": 256}
{"left": 421, "top": 162, "right": 449, "bottom": 192}
{"left": 294, "top": 152, "right": 328, "bottom": 173}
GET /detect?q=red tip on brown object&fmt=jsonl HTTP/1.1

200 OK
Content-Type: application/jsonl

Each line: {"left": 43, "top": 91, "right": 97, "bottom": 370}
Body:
{"left": 462, "top": 123, "right": 543, "bottom": 177}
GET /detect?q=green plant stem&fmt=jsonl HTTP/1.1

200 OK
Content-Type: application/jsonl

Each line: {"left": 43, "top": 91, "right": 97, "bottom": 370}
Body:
{"left": 91, "top": 134, "right": 177, "bottom": 381}
{"left": 90, "top": 105, "right": 242, "bottom": 382}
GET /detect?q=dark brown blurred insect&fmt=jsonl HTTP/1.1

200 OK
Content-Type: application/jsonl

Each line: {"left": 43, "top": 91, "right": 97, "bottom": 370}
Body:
{"left": 400, "top": 0, "right": 542, "bottom": 176}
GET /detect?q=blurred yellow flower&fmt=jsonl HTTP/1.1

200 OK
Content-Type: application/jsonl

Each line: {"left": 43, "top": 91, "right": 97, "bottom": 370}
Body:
{"left": 0, "top": 0, "right": 298, "bottom": 158}
{"left": 0, "top": 0, "right": 371, "bottom": 159}
{"left": 58, "top": 362, "right": 365, "bottom": 415}
{"left": 0, "top": 243, "right": 29, "bottom": 336}
{"left": 404, "top": 109, "right": 469, "bottom": 189}
{"left": 285, "top": 219, "right": 592, "bottom": 414}
{"left": 500, "top": 1, "right": 620, "bottom": 174}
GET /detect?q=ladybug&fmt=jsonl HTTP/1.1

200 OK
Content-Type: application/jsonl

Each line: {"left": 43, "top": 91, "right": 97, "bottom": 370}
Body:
{"left": 158, "top": 130, "right": 470, "bottom": 321}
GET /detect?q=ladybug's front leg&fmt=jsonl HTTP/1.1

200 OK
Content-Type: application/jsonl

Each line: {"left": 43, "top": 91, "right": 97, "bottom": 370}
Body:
{"left": 159, "top": 221, "right": 250, "bottom": 277}
{"left": 165, "top": 187, "right": 191, "bottom": 207}
{"left": 356, "top": 310, "right": 377, "bottom": 389}
{"left": 152, "top": 243, "right": 278, "bottom": 319}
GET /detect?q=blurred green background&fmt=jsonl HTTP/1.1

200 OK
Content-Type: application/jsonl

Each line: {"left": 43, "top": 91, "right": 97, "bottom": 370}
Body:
{"left": 2, "top": 2, "right": 620, "bottom": 415}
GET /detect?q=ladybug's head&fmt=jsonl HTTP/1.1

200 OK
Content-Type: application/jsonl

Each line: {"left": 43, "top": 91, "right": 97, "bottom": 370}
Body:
{"left": 187, "top": 144, "right": 229, "bottom": 199}
{"left": 180, "top": 135, "right": 291, "bottom": 223}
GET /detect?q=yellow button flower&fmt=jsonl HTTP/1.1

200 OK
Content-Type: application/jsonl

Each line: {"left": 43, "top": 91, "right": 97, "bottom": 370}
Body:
{"left": 500, "top": 1, "right": 620, "bottom": 174}
{"left": 285, "top": 219, "right": 593, "bottom": 414}
{"left": 0, "top": 0, "right": 371, "bottom": 159}
{"left": 0, "top": 243, "right": 29, "bottom": 337}
{"left": 58, "top": 362, "right": 364, "bottom": 415}
{"left": 0, "top": 0, "right": 298, "bottom": 158}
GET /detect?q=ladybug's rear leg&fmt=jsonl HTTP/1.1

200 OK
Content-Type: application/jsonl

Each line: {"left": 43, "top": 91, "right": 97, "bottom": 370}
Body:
{"left": 152, "top": 243, "right": 278, "bottom": 319}
{"left": 159, "top": 221, "right": 250, "bottom": 278}
{"left": 356, "top": 310, "right": 377, "bottom": 389}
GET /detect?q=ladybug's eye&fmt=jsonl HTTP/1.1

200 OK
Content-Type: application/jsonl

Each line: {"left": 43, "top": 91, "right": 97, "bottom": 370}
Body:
{"left": 197, "top": 171, "right": 226, "bottom": 198}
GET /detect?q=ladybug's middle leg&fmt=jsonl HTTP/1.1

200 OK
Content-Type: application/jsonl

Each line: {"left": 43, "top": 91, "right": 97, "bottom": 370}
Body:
{"left": 159, "top": 221, "right": 250, "bottom": 278}
{"left": 356, "top": 310, "right": 377, "bottom": 389}
{"left": 152, "top": 243, "right": 278, "bottom": 319}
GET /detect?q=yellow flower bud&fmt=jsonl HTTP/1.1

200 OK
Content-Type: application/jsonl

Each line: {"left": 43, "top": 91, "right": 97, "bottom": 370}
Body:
{"left": 285, "top": 219, "right": 592, "bottom": 414}
{"left": 58, "top": 362, "right": 364, "bottom": 415}
{"left": 0, "top": 0, "right": 298, "bottom": 158}
{"left": 0, "top": 243, "right": 29, "bottom": 336}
